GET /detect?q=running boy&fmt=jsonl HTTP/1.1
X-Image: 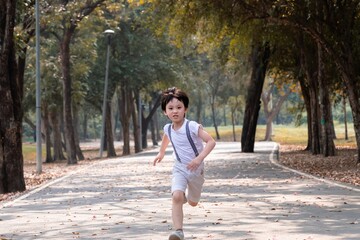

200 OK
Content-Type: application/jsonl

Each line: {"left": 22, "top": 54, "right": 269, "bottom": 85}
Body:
{"left": 153, "top": 87, "right": 216, "bottom": 240}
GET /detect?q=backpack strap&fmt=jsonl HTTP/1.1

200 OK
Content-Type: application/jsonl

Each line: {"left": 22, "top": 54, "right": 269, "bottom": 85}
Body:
{"left": 167, "top": 121, "right": 199, "bottom": 163}
{"left": 186, "top": 121, "right": 199, "bottom": 157}
{"left": 168, "top": 124, "right": 181, "bottom": 163}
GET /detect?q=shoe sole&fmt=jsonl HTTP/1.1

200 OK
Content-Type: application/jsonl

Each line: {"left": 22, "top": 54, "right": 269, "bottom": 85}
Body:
{"left": 169, "top": 234, "right": 182, "bottom": 240}
{"left": 169, "top": 234, "right": 185, "bottom": 240}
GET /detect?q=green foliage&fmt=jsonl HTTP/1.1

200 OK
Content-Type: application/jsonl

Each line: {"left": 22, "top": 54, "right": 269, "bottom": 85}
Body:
{"left": 95, "top": 6, "right": 183, "bottom": 86}
{"left": 22, "top": 0, "right": 121, "bottom": 117}
{"left": 18, "top": 0, "right": 360, "bottom": 147}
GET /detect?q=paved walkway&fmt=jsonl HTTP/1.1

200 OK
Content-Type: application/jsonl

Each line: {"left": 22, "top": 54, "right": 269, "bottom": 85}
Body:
{"left": 0, "top": 142, "right": 359, "bottom": 240}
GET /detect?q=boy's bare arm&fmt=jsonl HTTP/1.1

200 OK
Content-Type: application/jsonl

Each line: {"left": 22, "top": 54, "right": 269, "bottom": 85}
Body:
{"left": 153, "top": 134, "right": 170, "bottom": 166}
{"left": 187, "top": 127, "right": 216, "bottom": 171}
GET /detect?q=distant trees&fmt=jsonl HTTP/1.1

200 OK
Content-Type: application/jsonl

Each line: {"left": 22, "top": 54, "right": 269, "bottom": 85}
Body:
{"left": 3, "top": 0, "right": 360, "bottom": 194}
{"left": 261, "top": 73, "right": 296, "bottom": 141}
{"left": 1, "top": 0, "right": 184, "bottom": 193}
{"left": 145, "top": 0, "right": 360, "bottom": 162}
{"left": 85, "top": 4, "right": 183, "bottom": 153}
{"left": 256, "top": 1, "right": 360, "bottom": 158}
{"left": 49, "top": 0, "right": 107, "bottom": 164}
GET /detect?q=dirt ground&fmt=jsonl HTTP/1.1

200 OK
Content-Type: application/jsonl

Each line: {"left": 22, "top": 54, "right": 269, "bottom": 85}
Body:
{"left": 279, "top": 144, "right": 360, "bottom": 186}
{"left": 1, "top": 144, "right": 359, "bottom": 203}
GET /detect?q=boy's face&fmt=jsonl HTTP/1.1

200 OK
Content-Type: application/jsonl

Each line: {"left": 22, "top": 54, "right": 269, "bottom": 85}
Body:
{"left": 164, "top": 98, "right": 187, "bottom": 124}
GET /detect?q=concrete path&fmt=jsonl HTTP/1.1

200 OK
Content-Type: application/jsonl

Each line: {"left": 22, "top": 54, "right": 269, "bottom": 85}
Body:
{"left": 0, "top": 142, "right": 359, "bottom": 240}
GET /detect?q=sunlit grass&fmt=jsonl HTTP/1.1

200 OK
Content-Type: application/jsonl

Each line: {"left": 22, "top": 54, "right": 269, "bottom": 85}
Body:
{"left": 22, "top": 143, "right": 45, "bottom": 164}
{"left": 23, "top": 123, "right": 356, "bottom": 162}
{"left": 204, "top": 123, "right": 356, "bottom": 146}
{"left": 204, "top": 124, "right": 308, "bottom": 144}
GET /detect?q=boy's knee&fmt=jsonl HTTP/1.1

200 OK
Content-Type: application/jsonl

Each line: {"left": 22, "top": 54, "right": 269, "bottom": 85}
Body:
{"left": 172, "top": 191, "right": 185, "bottom": 203}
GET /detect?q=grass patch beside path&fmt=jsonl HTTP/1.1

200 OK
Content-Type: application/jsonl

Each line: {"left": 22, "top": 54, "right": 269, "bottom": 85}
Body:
{"left": 204, "top": 124, "right": 356, "bottom": 146}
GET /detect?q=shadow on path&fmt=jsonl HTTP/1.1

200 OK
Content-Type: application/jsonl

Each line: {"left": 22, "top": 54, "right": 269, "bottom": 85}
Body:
{"left": 0, "top": 142, "right": 359, "bottom": 240}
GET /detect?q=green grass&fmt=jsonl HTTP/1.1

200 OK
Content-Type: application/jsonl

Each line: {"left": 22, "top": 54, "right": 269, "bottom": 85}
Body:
{"left": 22, "top": 143, "right": 45, "bottom": 164}
{"left": 204, "top": 124, "right": 309, "bottom": 144}
{"left": 23, "top": 123, "right": 356, "bottom": 162}
{"left": 204, "top": 124, "right": 356, "bottom": 146}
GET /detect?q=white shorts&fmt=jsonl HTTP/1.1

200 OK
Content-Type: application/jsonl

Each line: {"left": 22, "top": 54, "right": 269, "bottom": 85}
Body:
{"left": 171, "top": 164, "right": 205, "bottom": 203}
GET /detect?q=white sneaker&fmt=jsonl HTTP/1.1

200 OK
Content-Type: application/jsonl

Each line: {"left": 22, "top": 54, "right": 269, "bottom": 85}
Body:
{"left": 169, "top": 229, "right": 184, "bottom": 240}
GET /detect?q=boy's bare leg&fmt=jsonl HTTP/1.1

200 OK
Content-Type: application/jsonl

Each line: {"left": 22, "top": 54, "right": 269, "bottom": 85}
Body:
{"left": 172, "top": 190, "right": 184, "bottom": 230}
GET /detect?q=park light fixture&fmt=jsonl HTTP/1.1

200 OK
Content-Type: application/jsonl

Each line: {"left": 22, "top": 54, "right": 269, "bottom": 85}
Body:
{"left": 99, "top": 29, "right": 114, "bottom": 158}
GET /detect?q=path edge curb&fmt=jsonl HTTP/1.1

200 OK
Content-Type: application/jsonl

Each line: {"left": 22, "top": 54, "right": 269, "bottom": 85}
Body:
{"left": 269, "top": 142, "right": 360, "bottom": 193}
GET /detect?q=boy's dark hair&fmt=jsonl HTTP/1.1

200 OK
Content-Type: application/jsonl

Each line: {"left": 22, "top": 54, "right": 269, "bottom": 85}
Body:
{"left": 161, "top": 87, "right": 189, "bottom": 111}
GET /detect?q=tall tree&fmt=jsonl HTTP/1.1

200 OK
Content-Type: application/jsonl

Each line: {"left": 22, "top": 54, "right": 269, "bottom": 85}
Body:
{"left": 261, "top": 76, "right": 293, "bottom": 141}
{"left": 255, "top": 0, "right": 360, "bottom": 160}
{"left": 145, "top": 1, "right": 276, "bottom": 152}
{"left": 145, "top": 0, "right": 360, "bottom": 159}
{"left": 228, "top": 95, "right": 243, "bottom": 141}
{"left": 91, "top": 6, "right": 182, "bottom": 152}
{"left": 24, "top": 30, "right": 66, "bottom": 162}
{"left": 46, "top": 0, "right": 106, "bottom": 164}
{"left": 0, "top": 0, "right": 26, "bottom": 193}
{"left": 241, "top": 42, "right": 271, "bottom": 152}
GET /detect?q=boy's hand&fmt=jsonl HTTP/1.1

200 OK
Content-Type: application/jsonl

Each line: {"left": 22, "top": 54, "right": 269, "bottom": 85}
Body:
{"left": 187, "top": 158, "right": 202, "bottom": 172}
{"left": 153, "top": 154, "right": 163, "bottom": 166}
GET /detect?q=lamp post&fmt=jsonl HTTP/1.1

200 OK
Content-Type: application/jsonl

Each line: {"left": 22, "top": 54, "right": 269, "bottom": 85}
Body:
{"left": 138, "top": 94, "right": 142, "bottom": 150}
{"left": 35, "top": 0, "right": 42, "bottom": 173}
{"left": 99, "top": 29, "right": 114, "bottom": 158}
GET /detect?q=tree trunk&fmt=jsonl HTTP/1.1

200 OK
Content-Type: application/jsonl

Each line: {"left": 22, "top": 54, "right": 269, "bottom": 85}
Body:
{"left": 308, "top": 70, "right": 321, "bottom": 154}
{"left": 194, "top": 91, "right": 203, "bottom": 124}
{"left": 24, "top": 116, "right": 45, "bottom": 142}
{"left": 210, "top": 96, "right": 220, "bottom": 140}
{"left": 153, "top": 109, "right": 161, "bottom": 141}
{"left": 317, "top": 43, "right": 335, "bottom": 156}
{"left": 119, "top": 86, "right": 131, "bottom": 155}
{"left": 263, "top": 89, "right": 291, "bottom": 141}
{"left": 105, "top": 101, "right": 116, "bottom": 157}
{"left": 43, "top": 105, "right": 54, "bottom": 163}
{"left": 330, "top": 111, "right": 336, "bottom": 140}
{"left": 298, "top": 36, "right": 321, "bottom": 154}
{"left": 262, "top": 88, "right": 272, "bottom": 141}
{"left": 149, "top": 102, "right": 158, "bottom": 146}
{"left": 297, "top": 36, "right": 313, "bottom": 151}
{"left": 241, "top": 42, "right": 270, "bottom": 152}
{"left": 140, "top": 93, "right": 161, "bottom": 149}
{"left": 231, "top": 111, "right": 236, "bottom": 142}
{"left": 60, "top": 28, "right": 77, "bottom": 164}
{"left": 298, "top": 76, "right": 312, "bottom": 151}
{"left": 131, "top": 90, "right": 141, "bottom": 153}
{"left": 132, "top": 106, "right": 140, "bottom": 153}
{"left": 73, "top": 108, "right": 85, "bottom": 160}
{"left": 141, "top": 108, "right": 147, "bottom": 149}
{"left": 229, "top": 97, "right": 241, "bottom": 142}
{"left": 57, "top": 0, "right": 105, "bottom": 163}
{"left": 343, "top": 95, "right": 348, "bottom": 140}
{"left": 82, "top": 112, "right": 88, "bottom": 140}
{"left": 0, "top": 0, "right": 26, "bottom": 193}
{"left": 50, "top": 110, "right": 66, "bottom": 161}
{"left": 336, "top": 50, "right": 360, "bottom": 163}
